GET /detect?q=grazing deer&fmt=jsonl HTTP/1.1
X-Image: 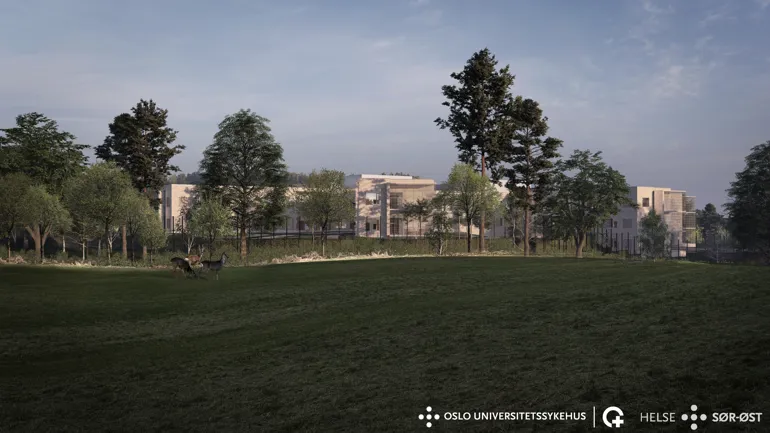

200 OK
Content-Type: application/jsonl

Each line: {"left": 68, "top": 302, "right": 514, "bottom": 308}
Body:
{"left": 201, "top": 252, "right": 229, "bottom": 280}
{"left": 170, "top": 257, "right": 198, "bottom": 278}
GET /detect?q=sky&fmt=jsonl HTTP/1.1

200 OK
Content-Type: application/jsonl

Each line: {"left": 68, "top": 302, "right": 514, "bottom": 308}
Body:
{"left": 1, "top": 0, "right": 769, "bottom": 209}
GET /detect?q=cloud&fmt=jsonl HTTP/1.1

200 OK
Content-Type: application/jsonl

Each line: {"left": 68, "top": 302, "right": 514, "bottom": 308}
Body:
{"left": 695, "top": 35, "right": 713, "bottom": 51}
{"left": 408, "top": 0, "right": 430, "bottom": 6}
{"left": 757, "top": 0, "right": 770, "bottom": 9}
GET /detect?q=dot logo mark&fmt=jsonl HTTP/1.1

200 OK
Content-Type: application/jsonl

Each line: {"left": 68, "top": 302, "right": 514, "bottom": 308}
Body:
{"left": 682, "top": 405, "right": 707, "bottom": 430}
{"left": 418, "top": 406, "right": 440, "bottom": 428}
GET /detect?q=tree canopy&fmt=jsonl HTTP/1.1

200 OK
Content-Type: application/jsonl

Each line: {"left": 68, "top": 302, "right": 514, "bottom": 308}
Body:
{"left": 0, "top": 112, "right": 88, "bottom": 195}
{"left": 440, "top": 163, "right": 500, "bottom": 252}
{"left": 294, "top": 169, "right": 355, "bottom": 256}
{"left": 724, "top": 140, "right": 770, "bottom": 261}
{"left": 96, "top": 99, "right": 185, "bottom": 208}
{"left": 543, "top": 150, "right": 634, "bottom": 258}
{"left": 199, "top": 109, "right": 288, "bottom": 258}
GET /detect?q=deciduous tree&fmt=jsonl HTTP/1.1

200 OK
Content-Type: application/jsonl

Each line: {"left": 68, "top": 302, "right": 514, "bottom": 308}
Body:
{"left": 543, "top": 150, "right": 634, "bottom": 258}
{"left": 199, "top": 109, "right": 288, "bottom": 259}
{"left": 21, "top": 185, "right": 72, "bottom": 261}
{"left": 639, "top": 209, "right": 670, "bottom": 259}
{"left": 294, "top": 169, "right": 355, "bottom": 256}
{"left": 189, "top": 197, "right": 231, "bottom": 261}
{"left": 436, "top": 48, "right": 517, "bottom": 251}
{"left": 0, "top": 173, "right": 33, "bottom": 259}
{"left": 137, "top": 207, "right": 167, "bottom": 265}
{"left": 441, "top": 163, "right": 501, "bottom": 253}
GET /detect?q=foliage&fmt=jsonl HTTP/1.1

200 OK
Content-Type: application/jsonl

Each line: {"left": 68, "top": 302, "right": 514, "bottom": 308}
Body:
{"left": 503, "top": 96, "right": 563, "bottom": 256}
{"left": 436, "top": 48, "right": 517, "bottom": 251}
{"left": 408, "top": 198, "right": 432, "bottom": 237}
{"left": 543, "top": 150, "right": 634, "bottom": 258}
{"left": 294, "top": 169, "right": 355, "bottom": 256}
{"left": 64, "top": 162, "right": 136, "bottom": 262}
{"left": 696, "top": 203, "right": 725, "bottom": 241}
{"left": 62, "top": 175, "right": 103, "bottom": 261}
{"left": 0, "top": 173, "right": 33, "bottom": 258}
{"left": 189, "top": 197, "right": 231, "bottom": 261}
{"left": 441, "top": 163, "right": 501, "bottom": 252}
{"left": 167, "top": 171, "right": 203, "bottom": 184}
{"left": 122, "top": 191, "right": 153, "bottom": 261}
{"left": 425, "top": 194, "right": 454, "bottom": 255}
{"left": 639, "top": 209, "right": 670, "bottom": 259}
{"left": 137, "top": 206, "right": 167, "bottom": 263}
{"left": 0, "top": 112, "right": 88, "bottom": 195}
{"left": 21, "top": 185, "right": 72, "bottom": 261}
{"left": 96, "top": 99, "right": 185, "bottom": 208}
{"left": 176, "top": 189, "right": 201, "bottom": 254}
{"left": 199, "top": 109, "right": 288, "bottom": 258}
{"left": 724, "top": 140, "right": 770, "bottom": 262}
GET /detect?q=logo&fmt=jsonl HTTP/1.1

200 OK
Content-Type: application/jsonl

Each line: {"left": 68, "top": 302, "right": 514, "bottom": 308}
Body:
{"left": 418, "top": 406, "right": 440, "bottom": 428}
{"left": 602, "top": 406, "right": 624, "bottom": 428}
{"left": 681, "top": 404, "right": 707, "bottom": 430}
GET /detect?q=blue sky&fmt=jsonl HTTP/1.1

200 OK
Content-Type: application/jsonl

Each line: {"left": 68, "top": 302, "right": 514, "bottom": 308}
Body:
{"left": 2, "top": 0, "right": 769, "bottom": 209}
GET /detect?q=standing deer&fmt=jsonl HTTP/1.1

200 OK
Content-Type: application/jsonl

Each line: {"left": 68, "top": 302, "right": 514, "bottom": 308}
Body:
{"left": 201, "top": 252, "right": 229, "bottom": 280}
{"left": 170, "top": 257, "right": 198, "bottom": 278}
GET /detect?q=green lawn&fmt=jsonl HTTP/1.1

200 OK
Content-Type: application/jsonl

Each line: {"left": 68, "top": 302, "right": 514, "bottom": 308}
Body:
{"left": 1, "top": 258, "right": 768, "bottom": 432}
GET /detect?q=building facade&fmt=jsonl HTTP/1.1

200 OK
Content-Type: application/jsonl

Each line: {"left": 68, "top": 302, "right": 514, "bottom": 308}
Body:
{"left": 604, "top": 186, "right": 696, "bottom": 256}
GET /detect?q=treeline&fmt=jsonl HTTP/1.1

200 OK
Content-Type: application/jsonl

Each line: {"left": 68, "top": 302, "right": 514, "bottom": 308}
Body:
{"left": 1, "top": 48, "right": 768, "bottom": 264}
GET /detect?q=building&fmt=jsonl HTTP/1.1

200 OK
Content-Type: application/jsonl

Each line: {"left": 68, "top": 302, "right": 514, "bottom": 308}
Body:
{"left": 345, "top": 174, "right": 437, "bottom": 238}
{"left": 604, "top": 186, "right": 696, "bottom": 256}
{"left": 160, "top": 184, "right": 197, "bottom": 232}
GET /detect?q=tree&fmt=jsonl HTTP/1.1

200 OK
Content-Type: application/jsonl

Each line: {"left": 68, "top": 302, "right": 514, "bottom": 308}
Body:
{"left": 65, "top": 163, "right": 135, "bottom": 263}
{"left": 122, "top": 192, "right": 153, "bottom": 262}
{"left": 543, "top": 150, "right": 635, "bottom": 258}
{"left": 96, "top": 100, "right": 184, "bottom": 258}
{"left": 96, "top": 100, "right": 185, "bottom": 206}
{"left": 639, "top": 209, "right": 670, "bottom": 259}
{"left": 0, "top": 113, "right": 89, "bottom": 195}
{"left": 436, "top": 48, "right": 517, "bottom": 251}
{"left": 62, "top": 176, "right": 103, "bottom": 261}
{"left": 724, "top": 140, "right": 770, "bottom": 262}
{"left": 294, "top": 169, "right": 355, "bottom": 256}
{"left": 425, "top": 194, "right": 454, "bottom": 256}
{"left": 499, "top": 193, "right": 523, "bottom": 246}
{"left": 696, "top": 203, "right": 725, "bottom": 243}
{"left": 199, "top": 109, "right": 288, "bottom": 259}
{"left": 137, "top": 207, "right": 167, "bottom": 265}
{"left": 21, "top": 185, "right": 72, "bottom": 261}
{"left": 176, "top": 190, "right": 200, "bottom": 255}
{"left": 441, "top": 163, "right": 501, "bottom": 252}
{"left": 503, "top": 97, "right": 563, "bottom": 257}
{"left": 167, "top": 171, "right": 203, "bottom": 184}
{"left": 411, "top": 198, "right": 432, "bottom": 237}
{"left": 189, "top": 197, "right": 231, "bottom": 261}
{"left": 0, "top": 173, "right": 33, "bottom": 259}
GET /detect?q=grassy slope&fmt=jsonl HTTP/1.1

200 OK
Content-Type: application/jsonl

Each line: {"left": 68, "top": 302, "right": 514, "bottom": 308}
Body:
{"left": 0, "top": 258, "right": 768, "bottom": 432}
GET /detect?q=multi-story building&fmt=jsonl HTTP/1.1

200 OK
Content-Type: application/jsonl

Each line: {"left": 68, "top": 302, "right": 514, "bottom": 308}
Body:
{"left": 604, "top": 186, "right": 696, "bottom": 256}
{"left": 345, "top": 174, "right": 437, "bottom": 238}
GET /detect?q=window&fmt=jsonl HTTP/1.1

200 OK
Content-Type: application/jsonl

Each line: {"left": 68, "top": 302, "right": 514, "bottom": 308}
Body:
{"left": 166, "top": 218, "right": 171, "bottom": 229}
{"left": 389, "top": 193, "right": 403, "bottom": 209}
{"left": 349, "top": 222, "right": 355, "bottom": 229}
{"left": 297, "top": 220, "right": 306, "bottom": 230}
{"left": 373, "top": 223, "right": 378, "bottom": 231}
{"left": 613, "top": 221, "right": 618, "bottom": 228}
{"left": 622, "top": 218, "right": 632, "bottom": 229}
{"left": 366, "top": 222, "right": 371, "bottom": 231}
{"left": 365, "top": 192, "right": 380, "bottom": 205}
{"left": 390, "top": 217, "right": 401, "bottom": 235}
{"left": 642, "top": 197, "right": 650, "bottom": 207}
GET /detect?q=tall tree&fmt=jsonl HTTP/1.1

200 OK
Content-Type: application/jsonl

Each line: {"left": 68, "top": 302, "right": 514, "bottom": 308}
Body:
{"left": 543, "top": 150, "right": 635, "bottom": 258}
{"left": 96, "top": 100, "right": 184, "bottom": 257}
{"left": 294, "top": 169, "right": 355, "bottom": 256}
{"left": 503, "top": 97, "right": 563, "bottom": 256}
{"left": 137, "top": 206, "right": 167, "bottom": 265}
{"left": 425, "top": 193, "right": 455, "bottom": 256}
{"left": 21, "top": 185, "right": 72, "bottom": 261}
{"left": 724, "top": 140, "right": 770, "bottom": 262}
{"left": 199, "top": 109, "right": 288, "bottom": 259}
{"left": 411, "top": 198, "right": 432, "bottom": 237}
{"left": 696, "top": 203, "right": 725, "bottom": 243}
{"left": 0, "top": 112, "right": 89, "bottom": 195}
{"left": 436, "top": 48, "right": 517, "bottom": 251}
{"left": 440, "top": 163, "right": 501, "bottom": 253}
{"left": 0, "top": 173, "right": 33, "bottom": 259}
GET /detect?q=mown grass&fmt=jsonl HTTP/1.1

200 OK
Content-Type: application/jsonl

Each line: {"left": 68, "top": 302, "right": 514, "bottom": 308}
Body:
{"left": 1, "top": 258, "right": 768, "bottom": 432}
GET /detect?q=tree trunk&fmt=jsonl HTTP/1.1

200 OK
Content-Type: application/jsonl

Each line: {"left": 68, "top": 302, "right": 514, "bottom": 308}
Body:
{"left": 98, "top": 239, "right": 101, "bottom": 257}
{"left": 419, "top": 219, "right": 422, "bottom": 237}
{"left": 62, "top": 235, "right": 66, "bottom": 253}
{"left": 121, "top": 225, "right": 127, "bottom": 259}
{"left": 466, "top": 219, "right": 472, "bottom": 253}
{"left": 575, "top": 232, "right": 586, "bottom": 258}
{"left": 239, "top": 225, "right": 247, "bottom": 259}
{"left": 142, "top": 245, "right": 147, "bottom": 259}
{"left": 6, "top": 237, "right": 11, "bottom": 259}
{"left": 479, "top": 153, "right": 487, "bottom": 252}
{"left": 82, "top": 242, "right": 86, "bottom": 261}
{"left": 523, "top": 185, "right": 532, "bottom": 256}
{"left": 25, "top": 226, "right": 42, "bottom": 263}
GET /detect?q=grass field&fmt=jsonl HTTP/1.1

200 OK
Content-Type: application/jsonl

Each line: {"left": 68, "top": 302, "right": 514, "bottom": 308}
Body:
{"left": 1, "top": 258, "right": 768, "bottom": 432}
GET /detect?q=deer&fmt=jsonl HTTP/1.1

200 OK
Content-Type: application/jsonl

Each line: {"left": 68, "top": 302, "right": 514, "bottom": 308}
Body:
{"left": 201, "top": 252, "right": 229, "bottom": 280}
{"left": 186, "top": 254, "right": 201, "bottom": 267}
{"left": 170, "top": 256, "right": 198, "bottom": 278}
